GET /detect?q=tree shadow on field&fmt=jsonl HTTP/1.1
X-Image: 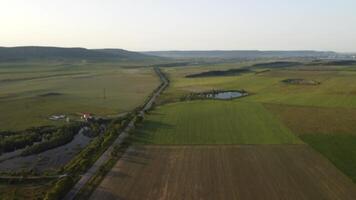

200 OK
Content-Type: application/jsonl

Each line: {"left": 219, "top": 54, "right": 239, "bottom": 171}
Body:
{"left": 131, "top": 120, "right": 174, "bottom": 144}
{"left": 146, "top": 111, "right": 165, "bottom": 116}
{"left": 121, "top": 150, "right": 151, "bottom": 166}
{"left": 106, "top": 170, "right": 130, "bottom": 179}
{"left": 115, "top": 146, "right": 153, "bottom": 167}
{"left": 92, "top": 185, "right": 126, "bottom": 200}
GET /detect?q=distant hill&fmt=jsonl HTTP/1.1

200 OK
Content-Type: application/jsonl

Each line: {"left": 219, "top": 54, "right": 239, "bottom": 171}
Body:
{"left": 142, "top": 50, "right": 338, "bottom": 59}
{"left": 93, "top": 49, "right": 157, "bottom": 60}
{"left": 307, "top": 60, "right": 356, "bottom": 66}
{"left": 0, "top": 46, "right": 158, "bottom": 62}
{"left": 1, "top": 47, "right": 346, "bottom": 62}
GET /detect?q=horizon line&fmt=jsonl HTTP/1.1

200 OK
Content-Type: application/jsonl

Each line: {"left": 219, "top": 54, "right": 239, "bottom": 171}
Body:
{"left": 1, "top": 45, "right": 353, "bottom": 53}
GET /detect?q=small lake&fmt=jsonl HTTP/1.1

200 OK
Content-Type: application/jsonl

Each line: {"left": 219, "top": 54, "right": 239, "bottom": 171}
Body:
{"left": 207, "top": 91, "right": 247, "bottom": 100}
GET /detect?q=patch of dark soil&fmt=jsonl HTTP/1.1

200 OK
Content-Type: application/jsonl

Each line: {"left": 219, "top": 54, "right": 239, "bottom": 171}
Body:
{"left": 0, "top": 72, "right": 86, "bottom": 83}
{"left": 153, "top": 62, "right": 191, "bottom": 68}
{"left": 38, "top": 92, "right": 63, "bottom": 97}
{"left": 282, "top": 79, "right": 320, "bottom": 85}
{"left": 252, "top": 61, "right": 302, "bottom": 68}
{"left": 307, "top": 60, "right": 356, "bottom": 66}
{"left": 186, "top": 68, "right": 250, "bottom": 78}
{"left": 255, "top": 69, "right": 271, "bottom": 74}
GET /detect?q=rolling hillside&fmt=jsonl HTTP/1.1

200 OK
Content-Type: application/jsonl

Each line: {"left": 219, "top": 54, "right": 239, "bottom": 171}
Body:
{"left": 142, "top": 50, "right": 338, "bottom": 59}
{"left": 0, "top": 46, "right": 158, "bottom": 62}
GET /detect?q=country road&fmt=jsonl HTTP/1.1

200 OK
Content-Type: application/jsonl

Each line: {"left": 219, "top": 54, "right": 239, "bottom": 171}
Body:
{"left": 63, "top": 67, "right": 168, "bottom": 200}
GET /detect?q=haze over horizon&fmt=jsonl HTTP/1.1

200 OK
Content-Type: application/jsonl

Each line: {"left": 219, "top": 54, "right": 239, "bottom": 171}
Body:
{"left": 1, "top": 0, "right": 356, "bottom": 52}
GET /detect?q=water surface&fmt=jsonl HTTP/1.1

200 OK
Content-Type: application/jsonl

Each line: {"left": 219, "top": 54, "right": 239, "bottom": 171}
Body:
{"left": 207, "top": 91, "right": 247, "bottom": 100}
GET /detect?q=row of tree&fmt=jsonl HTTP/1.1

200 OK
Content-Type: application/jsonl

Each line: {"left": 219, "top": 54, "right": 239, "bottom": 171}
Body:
{"left": 0, "top": 126, "right": 58, "bottom": 154}
{"left": 43, "top": 68, "right": 167, "bottom": 200}
{"left": 21, "top": 123, "right": 82, "bottom": 156}
{"left": 44, "top": 114, "right": 133, "bottom": 200}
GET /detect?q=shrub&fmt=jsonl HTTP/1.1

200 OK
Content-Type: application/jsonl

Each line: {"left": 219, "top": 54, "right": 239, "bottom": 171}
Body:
{"left": 44, "top": 176, "right": 74, "bottom": 200}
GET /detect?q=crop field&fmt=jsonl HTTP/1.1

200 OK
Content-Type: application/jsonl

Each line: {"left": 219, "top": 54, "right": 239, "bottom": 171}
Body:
{"left": 89, "top": 62, "right": 356, "bottom": 199}
{"left": 90, "top": 145, "right": 356, "bottom": 200}
{"left": 301, "top": 134, "right": 356, "bottom": 182}
{"left": 132, "top": 100, "right": 301, "bottom": 144}
{"left": 0, "top": 62, "right": 159, "bottom": 131}
{"left": 265, "top": 104, "right": 356, "bottom": 135}
{"left": 258, "top": 68, "right": 356, "bottom": 184}
{"left": 264, "top": 103, "right": 356, "bottom": 182}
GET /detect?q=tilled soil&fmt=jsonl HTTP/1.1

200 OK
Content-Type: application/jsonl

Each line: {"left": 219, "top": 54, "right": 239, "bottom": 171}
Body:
{"left": 89, "top": 145, "right": 356, "bottom": 200}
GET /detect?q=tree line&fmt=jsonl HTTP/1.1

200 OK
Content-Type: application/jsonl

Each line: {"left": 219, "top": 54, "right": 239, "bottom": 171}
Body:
{"left": 21, "top": 123, "right": 82, "bottom": 156}
{"left": 0, "top": 126, "right": 58, "bottom": 155}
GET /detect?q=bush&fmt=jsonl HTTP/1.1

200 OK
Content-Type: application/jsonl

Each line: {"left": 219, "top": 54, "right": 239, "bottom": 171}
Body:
{"left": 111, "top": 145, "right": 121, "bottom": 157}
{"left": 135, "top": 115, "right": 144, "bottom": 125}
{"left": 0, "top": 132, "right": 41, "bottom": 153}
{"left": 44, "top": 176, "right": 74, "bottom": 200}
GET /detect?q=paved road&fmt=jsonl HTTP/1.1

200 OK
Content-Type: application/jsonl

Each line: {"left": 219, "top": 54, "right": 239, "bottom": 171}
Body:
{"left": 63, "top": 67, "right": 168, "bottom": 200}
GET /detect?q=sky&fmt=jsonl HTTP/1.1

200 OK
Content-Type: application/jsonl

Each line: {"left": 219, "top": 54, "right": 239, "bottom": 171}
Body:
{"left": 1, "top": 0, "right": 356, "bottom": 52}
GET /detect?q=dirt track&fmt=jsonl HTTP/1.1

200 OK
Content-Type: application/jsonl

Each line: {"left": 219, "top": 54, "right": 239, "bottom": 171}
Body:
{"left": 89, "top": 145, "right": 356, "bottom": 200}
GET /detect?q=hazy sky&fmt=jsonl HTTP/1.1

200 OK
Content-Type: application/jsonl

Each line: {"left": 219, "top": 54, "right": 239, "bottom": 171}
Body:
{"left": 1, "top": 0, "right": 356, "bottom": 52}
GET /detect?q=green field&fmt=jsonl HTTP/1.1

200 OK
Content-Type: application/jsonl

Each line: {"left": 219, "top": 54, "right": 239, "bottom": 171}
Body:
{"left": 265, "top": 104, "right": 356, "bottom": 135}
{"left": 133, "top": 100, "right": 301, "bottom": 144}
{"left": 0, "top": 61, "right": 159, "bottom": 131}
{"left": 97, "top": 61, "right": 356, "bottom": 199}
{"left": 154, "top": 62, "right": 356, "bottom": 185}
{"left": 161, "top": 66, "right": 356, "bottom": 108}
{"left": 3, "top": 59, "right": 356, "bottom": 198}
{"left": 301, "top": 134, "right": 356, "bottom": 182}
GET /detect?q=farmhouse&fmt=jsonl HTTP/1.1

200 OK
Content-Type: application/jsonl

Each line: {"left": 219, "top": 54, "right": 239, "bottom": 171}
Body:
{"left": 81, "top": 113, "right": 93, "bottom": 121}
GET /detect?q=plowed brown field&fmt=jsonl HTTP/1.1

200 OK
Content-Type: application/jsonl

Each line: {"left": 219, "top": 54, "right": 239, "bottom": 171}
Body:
{"left": 89, "top": 145, "right": 356, "bottom": 200}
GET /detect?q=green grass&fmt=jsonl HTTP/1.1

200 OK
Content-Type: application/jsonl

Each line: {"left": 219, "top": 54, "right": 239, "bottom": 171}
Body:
{"left": 265, "top": 104, "right": 356, "bottom": 135}
{"left": 301, "top": 134, "right": 356, "bottom": 183}
{"left": 0, "top": 62, "right": 159, "bottom": 131}
{"left": 133, "top": 100, "right": 301, "bottom": 144}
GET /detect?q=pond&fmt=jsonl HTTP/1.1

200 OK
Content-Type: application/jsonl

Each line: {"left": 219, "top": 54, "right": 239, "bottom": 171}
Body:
{"left": 207, "top": 91, "right": 248, "bottom": 100}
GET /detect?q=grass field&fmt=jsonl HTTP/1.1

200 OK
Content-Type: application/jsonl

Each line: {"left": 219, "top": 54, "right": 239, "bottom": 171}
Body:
{"left": 265, "top": 104, "right": 356, "bottom": 135}
{"left": 161, "top": 66, "right": 356, "bottom": 108}
{"left": 0, "top": 182, "right": 50, "bottom": 200}
{"left": 133, "top": 100, "right": 300, "bottom": 144}
{"left": 0, "top": 60, "right": 161, "bottom": 199}
{"left": 90, "top": 145, "right": 356, "bottom": 200}
{"left": 0, "top": 62, "right": 159, "bottom": 131}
